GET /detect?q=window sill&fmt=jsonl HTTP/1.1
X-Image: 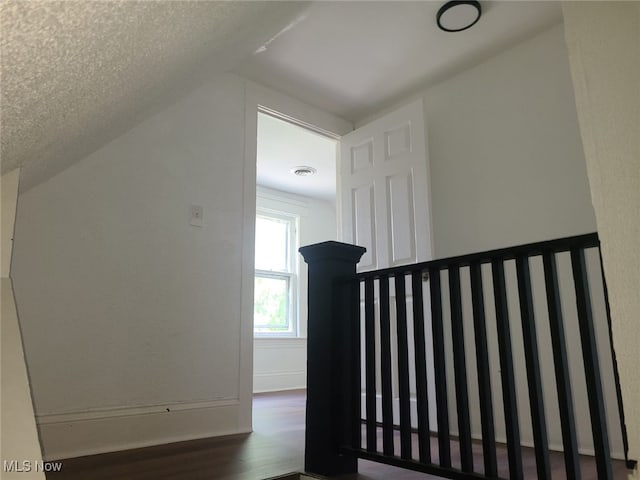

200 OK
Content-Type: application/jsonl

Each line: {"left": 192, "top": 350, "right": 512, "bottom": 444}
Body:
{"left": 254, "top": 336, "right": 307, "bottom": 345}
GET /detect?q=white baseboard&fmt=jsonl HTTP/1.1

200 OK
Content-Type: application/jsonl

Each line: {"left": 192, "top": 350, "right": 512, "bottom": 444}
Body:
{"left": 253, "top": 370, "right": 306, "bottom": 393}
{"left": 36, "top": 398, "right": 246, "bottom": 461}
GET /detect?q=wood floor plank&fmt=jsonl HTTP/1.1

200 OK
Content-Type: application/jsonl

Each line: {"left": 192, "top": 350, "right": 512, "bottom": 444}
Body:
{"left": 46, "top": 390, "right": 629, "bottom": 479}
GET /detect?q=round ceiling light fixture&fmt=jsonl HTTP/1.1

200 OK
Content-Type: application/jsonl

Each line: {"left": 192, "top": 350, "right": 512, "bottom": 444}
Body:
{"left": 291, "top": 166, "right": 317, "bottom": 177}
{"left": 437, "top": 1, "right": 482, "bottom": 32}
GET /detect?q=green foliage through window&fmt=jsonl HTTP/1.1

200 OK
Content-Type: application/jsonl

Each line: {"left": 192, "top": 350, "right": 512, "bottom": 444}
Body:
{"left": 254, "top": 276, "right": 289, "bottom": 332}
{"left": 254, "top": 211, "right": 297, "bottom": 335}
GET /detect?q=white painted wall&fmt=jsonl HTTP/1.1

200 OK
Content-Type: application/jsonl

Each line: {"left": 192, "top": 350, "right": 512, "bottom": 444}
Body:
{"left": 253, "top": 186, "right": 337, "bottom": 393}
{"left": 2, "top": 169, "right": 20, "bottom": 278}
{"left": 562, "top": 3, "right": 640, "bottom": 477}
{"left": 10, "top": 73, "right": 350, "bottom": 461}
{"left": 1, "top": 169, "right": 45, "bottom": 479}
{"left": 12, "top": 75, "right": 249, "bottom": 460}
{"left": 358, "top": 24, "right": 596, "bottom": 257}
{"left": 357, "top": 24, "right": 625, "bottom": 457}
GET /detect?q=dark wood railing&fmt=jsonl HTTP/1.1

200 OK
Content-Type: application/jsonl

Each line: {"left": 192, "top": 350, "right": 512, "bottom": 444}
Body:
{"left": 300, "top": 233, "right": 634, "bottom": 480}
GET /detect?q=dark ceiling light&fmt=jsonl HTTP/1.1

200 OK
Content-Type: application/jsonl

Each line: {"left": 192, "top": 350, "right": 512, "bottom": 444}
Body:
{"left": 437, "top": 1, "right": 482, "bottom": 32}
{"left": 291, "top": 166, "right": 317, "bottom": 177}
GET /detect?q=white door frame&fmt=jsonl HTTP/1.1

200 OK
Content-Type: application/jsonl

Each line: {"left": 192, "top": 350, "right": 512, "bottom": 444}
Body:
{"left": 240, "top": 79, "right": 352, "bottom": 429}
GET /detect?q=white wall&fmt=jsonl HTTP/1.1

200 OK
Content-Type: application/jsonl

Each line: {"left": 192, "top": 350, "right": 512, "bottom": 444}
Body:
{"left": 562, "top": 3, "right": 640, "bottom": 477}
{"left": 253, "top": 187, "right": 337, "bottom": 393}
{"left": 358, "top": 24, "right": 624, "bottom": 457}
{"left": 1, "top": 169, "right": 46, "bottom": 479}
{"left": 358, "top": 24, "right": 596, "bottom": 257}
{"left": 10, "top": 73, "right": 350, "bottom": 460}
{"left": 12, "top": 75, "right": 248, "bottom": 460}
{"left": 2, "top": 169, "right": 20, "bottom": 278}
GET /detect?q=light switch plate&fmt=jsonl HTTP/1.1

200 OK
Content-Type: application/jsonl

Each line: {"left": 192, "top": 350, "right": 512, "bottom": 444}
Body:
{"left": 190, "top": 204, "right": 204, "bottom": 227}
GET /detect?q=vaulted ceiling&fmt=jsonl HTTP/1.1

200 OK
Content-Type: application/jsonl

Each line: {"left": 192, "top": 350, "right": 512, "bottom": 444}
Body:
{"left": 0, "top": 1, "right": 307, "bottom": 190}
{"left": 1, "top": 1, "right": 563, "bottom": 191}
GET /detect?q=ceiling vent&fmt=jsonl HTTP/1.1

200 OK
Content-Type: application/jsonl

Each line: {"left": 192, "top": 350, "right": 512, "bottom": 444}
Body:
{"left": 291, "top": 166, "right": 317, "bottom": 177}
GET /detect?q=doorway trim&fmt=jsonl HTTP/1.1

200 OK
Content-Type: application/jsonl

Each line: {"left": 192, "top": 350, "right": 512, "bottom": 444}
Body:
{"left": 239, "top": 79, "right": 352, "bottom": 430}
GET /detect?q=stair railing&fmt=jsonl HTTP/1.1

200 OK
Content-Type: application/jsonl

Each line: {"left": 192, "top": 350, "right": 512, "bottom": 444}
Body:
{"left": 300, "top": 233, "right": 634, "bottom": 480}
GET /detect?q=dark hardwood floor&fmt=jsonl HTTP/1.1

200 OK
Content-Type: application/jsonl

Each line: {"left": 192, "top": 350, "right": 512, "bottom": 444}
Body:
{"left": 47, "top": 390, "right": 629, "bottom": 479}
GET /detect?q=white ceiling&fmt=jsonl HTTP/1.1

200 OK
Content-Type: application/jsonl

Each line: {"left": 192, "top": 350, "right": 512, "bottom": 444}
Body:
{"left": 257, "top": 113, "right": 337, "bottom": 202}
{"left": 236, "top": 1, "right": 563, "bottom": 121}
{"left": 1, "top": 1, "right": 563, "bottom": 193}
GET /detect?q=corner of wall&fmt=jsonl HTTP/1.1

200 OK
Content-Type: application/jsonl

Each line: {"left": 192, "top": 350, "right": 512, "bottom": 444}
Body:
{"left": 2, "top": 168, "right": 46, "bottom": 478}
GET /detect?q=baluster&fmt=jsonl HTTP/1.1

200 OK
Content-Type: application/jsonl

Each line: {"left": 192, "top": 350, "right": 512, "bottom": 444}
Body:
{"left": 491, "top": 259, "right": 524, "bottom": 480}
{"left": 379, "top": 275, "right": 395, "bottom": 456}
{"left": 429, "top": 267, "right": 451, "bottom": 468}
{"left": 599, "top": 248, "right": 635, "bottom": 470}
{"left": 571, "top": 247, "right": 613, "bottom": 479}
{"left": 543, "top": 251, "right": 581, "bottom": 479}
{"left": 364, "top": 277, "right": 377, "bottom": 453}
{"left": 351, "top": 278, "right": 362, "bottom": 449}
{"left": 395, "top": 273, "right": 412, "bottom": 460}
{"left": 470, "top": 262, "right": 498, "bottom": 477}
{"left": 449, "top": 265, "right": 473, "bottom": 473}
{"left": 411, "top": 270, "right": 431, "bottom": 464}
{"left": 515, "top": 255, "right": 551, "bottom": 480}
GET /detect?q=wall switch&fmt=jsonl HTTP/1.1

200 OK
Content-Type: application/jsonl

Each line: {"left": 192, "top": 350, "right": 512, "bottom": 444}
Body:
{"left": 190, "top": 204, "right": 204, "bottom": 227}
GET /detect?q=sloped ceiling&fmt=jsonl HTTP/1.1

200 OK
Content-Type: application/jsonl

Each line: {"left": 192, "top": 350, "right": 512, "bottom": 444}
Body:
{"left": 0, "top": 1, "right": 308, "bottom": 190}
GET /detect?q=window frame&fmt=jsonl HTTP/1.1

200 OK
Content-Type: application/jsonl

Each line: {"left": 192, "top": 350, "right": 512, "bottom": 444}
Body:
{"left": 253, "top": 208, "right": 299, "bottom": 337}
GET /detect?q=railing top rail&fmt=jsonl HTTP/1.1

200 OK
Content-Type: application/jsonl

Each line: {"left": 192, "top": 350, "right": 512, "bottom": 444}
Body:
{"left": 355, "top": 232, "right": 599, "bottom": 280}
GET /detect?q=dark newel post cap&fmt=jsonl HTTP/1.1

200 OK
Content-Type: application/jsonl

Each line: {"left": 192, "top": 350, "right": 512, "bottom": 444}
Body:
{"left": 299, "top": 241, "right": 366, "bottom": 264}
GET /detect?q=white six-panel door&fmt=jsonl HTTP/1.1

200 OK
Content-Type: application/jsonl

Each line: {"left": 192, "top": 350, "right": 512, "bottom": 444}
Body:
{"left": 340, "top": 99, "right": 436, "bottom": 429}
{"left": 340, "top": 99, "right": 433, "bottom": 271}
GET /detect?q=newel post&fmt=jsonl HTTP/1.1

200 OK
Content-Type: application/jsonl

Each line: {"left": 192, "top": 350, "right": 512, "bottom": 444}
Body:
{"left": 299, "top": 241, "right": 366, "bottom": 476}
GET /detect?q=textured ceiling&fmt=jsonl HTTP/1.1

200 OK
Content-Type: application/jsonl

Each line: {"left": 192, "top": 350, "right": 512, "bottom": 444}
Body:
{"left": 0, "top": 1, "right": 307, "bottom": 190}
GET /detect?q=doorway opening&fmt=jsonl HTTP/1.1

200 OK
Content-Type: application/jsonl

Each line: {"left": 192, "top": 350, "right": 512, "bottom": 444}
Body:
{"left": 252, "top": 109, "right": 338, "bottom": 394}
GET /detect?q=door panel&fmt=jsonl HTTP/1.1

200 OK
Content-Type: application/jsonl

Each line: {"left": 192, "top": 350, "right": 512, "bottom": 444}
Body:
{"left": 351, "top": 139, "right": 374, "bottom": 173}
{"left": 384, "top": 122, "right": 411, "bottom": 160}
{"left": 340, "top": 98, "right": 432, "bottom": 271}
{"left": 386, "top": 170, "right": 416, "bottom": 266}
{"left": 352, "top": 184, "right": 377, "bottom": 270}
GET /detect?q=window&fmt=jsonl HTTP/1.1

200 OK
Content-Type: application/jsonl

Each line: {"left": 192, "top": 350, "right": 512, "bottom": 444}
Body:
{"left": 254, "top": 210, "right": 298, "bottom": 336}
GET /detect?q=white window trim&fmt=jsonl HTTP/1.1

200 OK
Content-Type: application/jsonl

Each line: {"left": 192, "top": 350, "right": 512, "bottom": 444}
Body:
{"left": 254, "top": 208, "right": 299, "bottom": 337}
